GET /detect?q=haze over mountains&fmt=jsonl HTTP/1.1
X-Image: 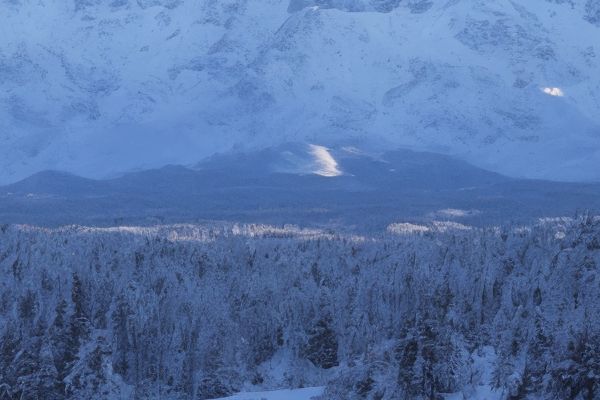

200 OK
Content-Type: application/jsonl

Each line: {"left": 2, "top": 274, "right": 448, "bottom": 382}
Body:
{"left": 1, "top": 0, "right": 600, "bottom": 184}
{"left": 3, "top": 3, "right": 600, "bottom": 399}
{"left": 2, "top": 144, "right": 599, "bottom": 229}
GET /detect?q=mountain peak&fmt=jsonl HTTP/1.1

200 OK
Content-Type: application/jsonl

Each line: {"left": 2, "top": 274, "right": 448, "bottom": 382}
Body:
{"left": 0, "top": 0, "right": 598, "bottom": 183}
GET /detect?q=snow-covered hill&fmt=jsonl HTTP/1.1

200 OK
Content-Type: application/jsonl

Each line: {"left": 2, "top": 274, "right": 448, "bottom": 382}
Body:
{"left": 1, "top": 144, "right": 600, "bottom": 228}
{"left": 1, "top": 0, "right": 599, "bottom": 184}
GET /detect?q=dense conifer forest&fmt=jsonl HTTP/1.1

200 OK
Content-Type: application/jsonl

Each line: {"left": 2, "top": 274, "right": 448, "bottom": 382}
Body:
{"left": 0, "top": 216, "right": 599, "bottom": 399}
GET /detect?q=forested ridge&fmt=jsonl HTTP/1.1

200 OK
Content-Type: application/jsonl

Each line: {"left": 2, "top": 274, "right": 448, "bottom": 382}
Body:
{"left": 0, "top": 216, "right": 599, "bottom": 399}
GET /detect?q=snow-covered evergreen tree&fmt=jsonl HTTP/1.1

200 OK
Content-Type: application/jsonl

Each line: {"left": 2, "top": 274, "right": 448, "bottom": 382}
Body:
{"left": 0, "top": 216, "right": 597, "bottom": 398}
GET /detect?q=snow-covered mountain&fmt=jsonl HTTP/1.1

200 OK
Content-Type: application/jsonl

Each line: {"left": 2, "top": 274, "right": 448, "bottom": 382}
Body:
{"left": 2, "top": 144, "right": 600, "bottom": 228}
{"left": 1, "top": 0, "right": 599, "bottom": 184}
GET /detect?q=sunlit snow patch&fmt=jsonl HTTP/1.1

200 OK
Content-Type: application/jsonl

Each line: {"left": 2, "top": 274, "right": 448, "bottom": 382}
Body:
{"left": 387, "top": 223, "right": 430, "bottom": 235}
{"left": 438, "top": 209, "right": 469, "bottom": 217}
{"left": 542, "top": 87, "right": 564, "bottom": 97}
{"left": 434, "top": 209, "right": 481, "bottom": 218}
{"left": 432, "top": 221, "right": 472, "bottom": 232}
{"left": 308, "top": 144, "right": 342, "bottom": 177}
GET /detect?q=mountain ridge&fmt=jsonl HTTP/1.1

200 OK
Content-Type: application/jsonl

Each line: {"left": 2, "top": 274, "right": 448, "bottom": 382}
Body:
{"left": 1, "top": 0, "right": 599, "bottom": 183}
{"left": 1, "top": 145, "right": 598, "bottom": 229}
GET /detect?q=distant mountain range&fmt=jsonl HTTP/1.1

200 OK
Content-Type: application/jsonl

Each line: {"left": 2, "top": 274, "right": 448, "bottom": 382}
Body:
{"left": 1, "top": 0, "right": 599, "bottom": 183}
{"left": 1, "top": 144, "right": 599, "bottom": 229}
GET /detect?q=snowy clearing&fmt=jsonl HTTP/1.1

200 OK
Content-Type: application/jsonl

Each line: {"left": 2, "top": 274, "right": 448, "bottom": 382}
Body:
{"left": 214, "top": 387, "right": 324, "bottom": 400}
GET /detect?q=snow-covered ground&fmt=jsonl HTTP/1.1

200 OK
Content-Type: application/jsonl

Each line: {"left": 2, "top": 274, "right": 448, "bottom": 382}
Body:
{"left": 219, "top": 348, "right": 502, "bottom": 400}
{"left": 214, "top": 387, "right": 324, "bottom": 400}
{"left": 445, "top": 347, "right": 503, "bottom": 400}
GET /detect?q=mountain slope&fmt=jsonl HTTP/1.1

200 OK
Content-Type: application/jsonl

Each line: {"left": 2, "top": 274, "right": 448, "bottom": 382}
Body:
{"left": 1, "top": 145, "right": 599, "bottom": 229}
{"left": 0, "top": 0, "right": 599, "bottom": 183}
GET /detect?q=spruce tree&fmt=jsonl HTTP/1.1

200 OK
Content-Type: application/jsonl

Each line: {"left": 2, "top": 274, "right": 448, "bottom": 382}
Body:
{"left": 111, "top": 295, "right": 131, "bottom": 379}
{"left": 304, "top": 316, "right": 339, "bottom": 369}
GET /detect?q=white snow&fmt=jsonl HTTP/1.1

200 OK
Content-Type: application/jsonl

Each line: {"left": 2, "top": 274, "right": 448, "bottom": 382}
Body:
{"left": 542, "top": 87, "right": 565, "bottom": 97}
{"left": 445, "top": 346, "right": 503, "bottom": 400}
{"left": 212, "top": 387, "right": 324, "bottom": 400}
{"left": 0, "top": 0, "right": 599, "bottom": 183}
{"left": 308, "top": 144, "right": 342, "bottom": 177}
{"left": 435, "top": 209, "right": 480, "bottom": 218}
{"left": 387, "top": 222, "right": 430, "bottom": 234}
